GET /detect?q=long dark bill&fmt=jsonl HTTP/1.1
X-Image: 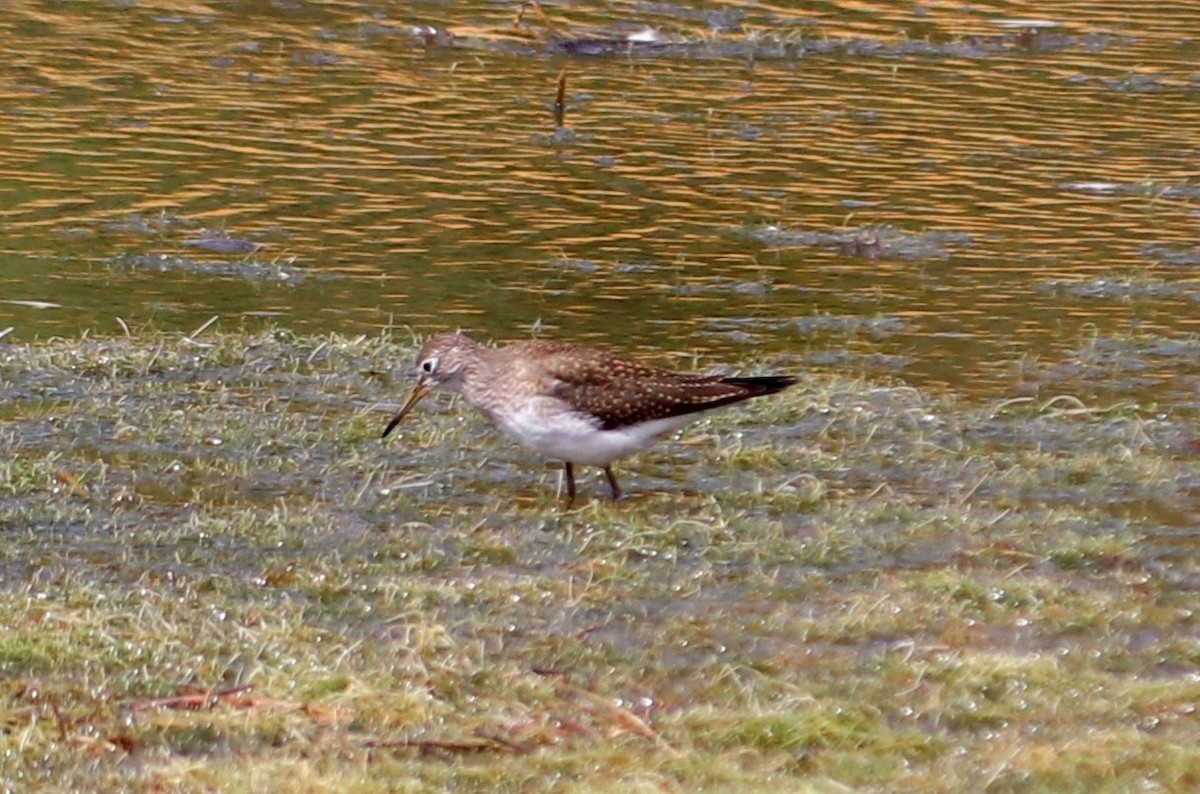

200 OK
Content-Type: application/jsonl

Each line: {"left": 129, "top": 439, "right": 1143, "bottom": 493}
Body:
{"left": 381, "top": 383, "right": 431, "bottom": 439}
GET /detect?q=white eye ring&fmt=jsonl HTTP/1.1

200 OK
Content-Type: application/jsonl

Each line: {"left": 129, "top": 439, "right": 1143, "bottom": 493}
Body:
{"left": 420, "top": 357, "right": 438, "bottom": 374}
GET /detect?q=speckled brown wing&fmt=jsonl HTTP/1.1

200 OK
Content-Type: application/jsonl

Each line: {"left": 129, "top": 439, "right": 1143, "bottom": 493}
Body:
{"left": 531, "top": 343, "right": 797, "bottom": 431}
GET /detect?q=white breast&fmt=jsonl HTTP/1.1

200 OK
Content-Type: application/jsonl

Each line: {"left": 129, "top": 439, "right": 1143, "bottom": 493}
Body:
{"left": 489, "top": 398, "right": 700, "bottom": 466}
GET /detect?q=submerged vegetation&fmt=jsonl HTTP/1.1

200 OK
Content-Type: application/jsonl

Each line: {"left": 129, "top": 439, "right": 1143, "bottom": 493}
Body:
{"left": 1, "top": 327, "right": 1197, "bottom": 792}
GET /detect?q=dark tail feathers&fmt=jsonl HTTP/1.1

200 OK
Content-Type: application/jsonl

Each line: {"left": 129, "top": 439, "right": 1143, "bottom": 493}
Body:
{"left": 721, "top": 375, "right": 799, "bottom": 398}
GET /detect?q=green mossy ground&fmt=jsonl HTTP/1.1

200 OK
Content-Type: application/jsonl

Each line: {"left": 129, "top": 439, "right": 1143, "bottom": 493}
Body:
{"left": 1, "top": 328, "right": 1197, "bottom": 792}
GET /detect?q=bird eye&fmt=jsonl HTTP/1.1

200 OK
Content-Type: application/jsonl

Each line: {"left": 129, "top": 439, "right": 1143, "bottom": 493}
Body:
{"left": 420, "top": 357, "right": 438, "bottom": 374}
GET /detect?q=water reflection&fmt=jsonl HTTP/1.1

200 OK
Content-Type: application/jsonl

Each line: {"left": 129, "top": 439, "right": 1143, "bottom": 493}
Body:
{"left": 1, "top": 0, "right": 1198, "bottom": 407}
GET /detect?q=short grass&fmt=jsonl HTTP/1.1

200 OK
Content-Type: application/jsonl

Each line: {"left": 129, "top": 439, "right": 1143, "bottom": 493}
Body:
{"left": 1, "top": 327, "right": 1198, "bottom": 792}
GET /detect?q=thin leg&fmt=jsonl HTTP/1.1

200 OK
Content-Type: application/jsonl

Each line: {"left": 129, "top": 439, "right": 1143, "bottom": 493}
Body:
{"left": 603, "top": 466, "right": 621, "bottom": 500}
{"left": 564, "top": 461, "right": 576, "bottom": 504}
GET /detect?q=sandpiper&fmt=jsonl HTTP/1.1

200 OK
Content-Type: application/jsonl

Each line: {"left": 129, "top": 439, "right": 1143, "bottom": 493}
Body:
{"left": 381, "top": 332, "right": 797, "bottom": 501}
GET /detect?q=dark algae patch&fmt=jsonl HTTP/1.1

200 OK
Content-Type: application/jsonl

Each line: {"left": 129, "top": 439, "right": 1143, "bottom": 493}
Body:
{"left": 1, "top": 328, "right": 1198, "bottom": 791}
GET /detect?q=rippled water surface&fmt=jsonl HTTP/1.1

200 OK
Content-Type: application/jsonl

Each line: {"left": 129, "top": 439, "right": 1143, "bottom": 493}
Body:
{"left": 2, "top": 0, "right": 1199, "bottom": 404}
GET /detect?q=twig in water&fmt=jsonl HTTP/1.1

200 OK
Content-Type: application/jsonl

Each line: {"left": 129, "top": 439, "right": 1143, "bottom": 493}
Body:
{"left": 554, "top": 67, "right": 567, "bottom": 128}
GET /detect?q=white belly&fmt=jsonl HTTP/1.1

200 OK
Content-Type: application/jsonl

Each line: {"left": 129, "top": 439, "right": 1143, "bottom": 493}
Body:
{"left": 489, "top": 400, "right": 699, "bottom": 466}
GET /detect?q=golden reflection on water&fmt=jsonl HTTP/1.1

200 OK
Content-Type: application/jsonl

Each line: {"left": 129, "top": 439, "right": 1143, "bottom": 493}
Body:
{"left": 1, "top": 0, "right": 1199, "bottom": 404}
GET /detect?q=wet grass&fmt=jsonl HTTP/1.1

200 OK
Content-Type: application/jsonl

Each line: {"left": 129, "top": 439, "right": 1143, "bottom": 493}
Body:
{"left": 1, "top": 327, "right": 1198, "bottom": 792}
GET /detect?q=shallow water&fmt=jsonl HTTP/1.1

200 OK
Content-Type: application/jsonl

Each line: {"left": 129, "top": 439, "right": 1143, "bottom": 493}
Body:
{"left": 1, "top": 0, "right": 1198, "bottom": 407}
